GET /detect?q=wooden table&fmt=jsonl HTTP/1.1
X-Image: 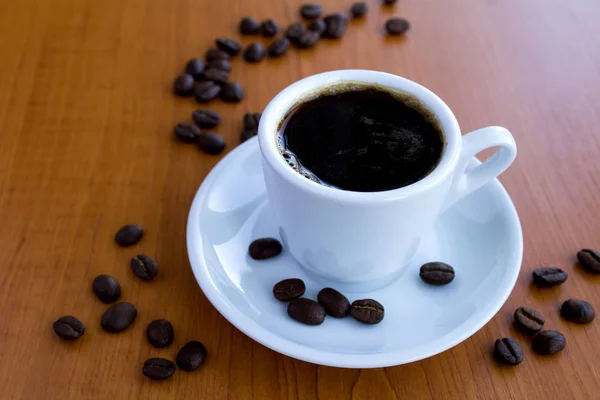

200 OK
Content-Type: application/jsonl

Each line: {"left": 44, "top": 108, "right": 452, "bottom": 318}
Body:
{"left": 2, "top": 0, "right": 600, "bottom": 398}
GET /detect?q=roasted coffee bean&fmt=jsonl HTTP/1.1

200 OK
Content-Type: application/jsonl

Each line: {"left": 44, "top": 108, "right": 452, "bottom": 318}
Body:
{"left": 176, "top": 341, "right": 208, "bottom": 371}
{"left": 220, "top": 82, "right": 244, "bottom": 103}
{"left": 208, "top": 59, "right": 232, "bottom": 72}
{"left": 532, "top": 330, "right": 566, "bottom": 355}
{"left": 185, "top": 58, "right": 205, "bottom": 81}
{"left": 295, "top": 30, "right": 320, "bottom": 49}
{"left": 243, "top": 113, "right": 262, "bottom": 131}
{"left": 173, "top": 74, "right": 195, "bottom": 96}
{"left": 317, "top": 288, "right": 350, "bottom": 318}
{"left": 244, "top": 43, "right": 266, "bottom": 63}
{"left": 205, "top": 48, "right": 230, "bottom": 62}
{"left": 268, "top": 38, "right": 290, "bottom": 57}
{"left": 300, "top": 3, "right": 323, "bottom": 19}
{"left": 142, "top": 358, "right": 176, "bottom": 380}
{"left": 216, "top": 38, "right": 242, "bottom": 56}
{"left": 287, "top": 298, "right": 326, "bottom": 325}
{"left": 494, "top": 338, "right": 523, "bottom": 366}
{"left": 419, "top": 262, "right": 455, "bottom": 285}
{"left": 385, "top": 18, "right": 410, "bottom": 35}
{"left": 308, "top": 20, "right": 327, "bottom": 36}
{"left": 260, "top": 18, "right": 279, "bottom": 37}
{"left": 350, "top": 299, "right": 384, "bottom": 324}
{"left": 101, "top": 302, "right": 137, "bottom": 333}
{"left": 532, "top": 267, "right": 567, "bottom": 286}
{"left": 514, "top": 306, "right": 544, "bottom": 333}
{"left": 323, "top": 14, "right": 348, "bottom": 39}
{"left": 240, "top": 17, "right": 260, "bottom": 35}
{"left": 174, "top": 123, "right": 200, "bottom": 143}
{"left": 286, "top": 22, "right": 307, "bottom": 42}
{"left": 241, "top": 130, "right": 257, "bottom": 142}
{"left": 92, "top": 274, "right": 121, "bottom": 303}
{"left": 146, "top": 319, "right": 175, "bottom": 348}
{"left": 351, "top": 2, "right": 368, "bottom": 18}
{"left": 383, "top": 0, "right": 397, "bottom": 4}
{"left": 195, "top": 81, "right": 221, "bottom": 103}
{"left": 114, "top": 224, "right": 143, "bottom": 247}
{"left": 273, "top": 278, "right": 306, "bottom": 301}
{"left": 203, "top": 67, "right": 229, "bottom": 84}
{"left": 561, "top": 299, "right": 595, "bottom": 324}
{"left": 192, "top": 109, "right": 221, "bottom": 129}
{"left": 578, "top": 249, "right": 600, "bottom": 273}
{"left": 53, "top": 316, "right": 85, "bottom": 340}
{"left": 197, "top": 133, "right": 226, "bottom": 155}
{"left": 249, "top": 238, "right": 283, "bottom": 260}
{"left": 130, "top": 254, "right": 158, "bottom": 281}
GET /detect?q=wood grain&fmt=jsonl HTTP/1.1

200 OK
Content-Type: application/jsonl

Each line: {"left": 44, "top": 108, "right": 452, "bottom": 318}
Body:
{"left": 1, "top": 0, "right": 600, "bottom": 398}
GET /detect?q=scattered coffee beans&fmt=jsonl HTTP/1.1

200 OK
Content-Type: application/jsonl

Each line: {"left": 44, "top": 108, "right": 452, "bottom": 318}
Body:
{"left": 288, "top": 298, "right": 326, "bottom": 325}
{"left": 114, "top": 224, "right": 143, "bottom": 247}
{"left": 295, "top": 30, "right": 320, "bottom": 49}
{"left": 240, "top": 17, "right": 260, "bottom": 35}
{"left": 203, "top": 67, "right": 229, "bottom": 84}
{"left": 300, "top": 3, "right": 323, "bottom": 19}
{"left": 101, "top": 302, "right": 137, "bottom": 333}
{"left": 350, "top": 299, "right": 384, "bottom": 324}
{"left": 532, "top": 267, "right": 567, "bottom": 286}
{"left": 308, "top": 20, "right": 327, "bottom": 36}
{"left": 142, "top": 358, "right": 176, "bottom": 380}
{"left": 208, "top": 59, "right": 232, "bottom": 72}
{"left": 260, "top": 18, "right": 279, "bottom": 37}
{"left": 577, "top": 248, "right": 600, "bottom": 273}
{"left": 268, "top": 38, "right": 290, "bottom": 57}
{"left": 195, "top": 81, "right": 221, "bottom": 103}
{"left": 197, "top": 133, "right": 226, "bottom": 155}
{"left": 419, "top": 262, "right": 455, "bottom": 285}
{"left": 323, "top": 13, "right": 348, "bottom": 39}
{"left": 176, "top": 341, "right": 208, "bottom": 371}
{"left": 532, "top": 330, "right": 566, "bottom": 355}
{"left": 53, "top": 316, "right": 85, "bottom": 340}
{"left": 243, "top": 113, "right": 262, "bottom": 131}
{"left": 146, "top": 319, "right": 175, "bottom": 348}
{"left": 241, "top": 130, "right": 257, "bottom": 142}
{"left": 514, "top": 306, "right": 544, "bottom": 333}
{"left": 216, "top": 38, "right": 242, "bottom": 56}
{"left": 351, "top": 2, "right": 368, "bottom": 18}
{"left": 244, "top": 43, "right": 266, "bottom": 63}
{"left": 220, "top": 82, "right": 244, "bottom": 103}
{"left": 494, "top": 338, "right": 523, "bottom": 366}
{"left": 92, "top": 274, "right": 121, "bottom": 303}
{"left": 249, "top": 238, "right": 283, "bottom": 260}
{"left": 185, "top": 58, "right": 205, "bottom": 81}
{"left": 286, "top": 22, "right": 307, "bottom": 43}
{"left": 205, "top": 48, "right": 230, "bottom": 62}
{"left": 130, "top": 254, "right": 158, "bottom": 281}
{"left": 385, "top": 18, "right": 410, "bottom": 35}
{"left": 273, "top": 278, "right": 306, "bottom": 301}
{"left": 173, "top": 74, "right": 195, "bottom": 97}
{"left": 193, "top": 109, "right": 221, "bottom": 129}
{"left": 317, "top": 288, "right": 350, "bottom": 318}
{"left": 561, "top": 299, "right": 595, "bottom": 324}
{"left": 174, "top": 123, "right": 200, "bottom": 143}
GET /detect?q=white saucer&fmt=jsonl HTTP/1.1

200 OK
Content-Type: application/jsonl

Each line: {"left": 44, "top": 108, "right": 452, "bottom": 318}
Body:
{"left": 186, "top": 138, "right": 523, "bottom": 368}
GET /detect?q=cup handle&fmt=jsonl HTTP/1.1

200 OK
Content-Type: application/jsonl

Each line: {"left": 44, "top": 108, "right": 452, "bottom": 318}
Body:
{"left": 442, "top": 126, "right": 517, "bottom": 212}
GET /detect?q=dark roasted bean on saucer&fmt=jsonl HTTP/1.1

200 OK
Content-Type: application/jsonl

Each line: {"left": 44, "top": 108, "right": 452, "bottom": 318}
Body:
{"left": 173, "top": 74, "right": 195, "bottom": 96}
{"left": 385, "top": 18, "right": 410, "bottom": 35}
{"left": 53, "top": 316, "right": 85, "bottom": 340}
{"left": 288, "top": 298, "right": 326, "bottom": 325}
{"left": 273, "top": 278, "right": 306, "bottom": 301}
{"left": 240, "top": 17, "right": 260, "bottom": 35}
{"left": 494, "top": 338, "right": 523, "bottom": 365}
{"left": 197, "top": 133, "right": 226, "bottom": 155}
{"left": 195, "top": 81, "right": 221, "bottom": 103}
{"left": 578, "top": 249, "right": 600, "bottom": 273}
{"left": 561, "top": 299, "right": 595, "bottom": 324}
{"left": 260, "top": 18, "right": 279, "bottom": 37}
{"left": 92, "top": 274, "right": 121, "bottom": 303}
{"left": 350, "top": 299, "right": 384, "bottom": 324}
{"left": 532, "top": 330, "right": 566, "bottom": 355}
{"left": 532, "top": 267, "right": 567, "bottom": 286}
{"left": 420, "top": 262, "right": 455, "bottom": 285}
{"left": 514, "top": 306, "right": 544, "bottom": 333}
{"left": 114, "top": 224, "right": 143, "bottom": 246}
{"left": 193, "top": 109, "right": 221, "bottom": 129}
{"left": 249, "top": 238, "right": 283, "bottom": 259}
{"left": 318, "top": 288, "right": 350, "bottom": 318}
{"left": 268, "top": 38, "right": 290, "bottom": 57}
{"left": 216, "top": 38, "right": 242, "bottom": 56}
{"left": 185, "top": 58, "right": 205, "bottom": 81}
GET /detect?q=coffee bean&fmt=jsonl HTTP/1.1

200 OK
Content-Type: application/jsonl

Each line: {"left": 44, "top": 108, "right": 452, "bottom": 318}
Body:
{"left": 287, "top": 298, "right": 326, "bottom": 325}
{"left": 146, "top": 319, "right": 174, "bottom": 348}
{"left": 308, "top": 20, "right": 327, "bottom": 36}
{"left": 385, "top": 18, "right": 410, "bottom": 35}
{"left": 208, "top": 59, "right": 232, "bottom": 72}
{"left": 101, "top": 302, "right": 137, "bottom": 333}
{"left": 241, "top": 130, "right": 257, "bottom": 142}
{"left": 197, "top": 133, "right": 226, "bottom": 155}
{"left": 216, "top": 38, "right": 242, "bottom": 56}
{"left": 317, "top": 288, "right": 350, "bottom": 318}
{"left": 351, "top": 2, "right": 368, "bottom": 18}
{"left": 273, "top": 278, "right": 306, "bottom": 301}
{"left": 249, "top": 238, "right": 283, "bottom": 260}
{"left": 577, "top": 248, "right": 600, "bottom": 273}
{"left": 286, "top": 22, "right": 307, "bottom": 43}
{"left": 174, "top": 123, "right": 200, "bottom": 143}
{"left": 383, "top": 0, "right": 397, "bottom": 4}
{"left": 493, "top": 338, "right": 523, "bottom": 366}
{"left": 195, "top": 81, "right": 221, "bottom": 103}
{"left": 419, "top": 262, "right": 455, "bottom": 285}
{"left": 185, "top": 58, "right": 205, "bottom": 81}
{"left": 532, "top": 267, "right": 567, "bottom": 286}
{"left": 114, "top": 224, "right": 143, "bottom": 247}
{"left": 205, "top": 48, "right": 230, "bottom": 62}
{"left": 561, "top": 299, "right": 595, "bottom": 324}
{"left": 260, "top": 18, "right": 279, "bottom": 37}
{"left": 350, "top": 299, "right": 384, "bottom": 324}
{"left": 243, "top": 113, "right": 262, "bottom": 131}
{"left": 514, "top": 306, "right": 544, "bottom": 333}
{"left": 323, "top": 14, "right": 348, "bottom": 39}
{"left": 295, "top": 30, "right": 320, "bottom": 49}
{"left": 173, "top": 74, "right": 195, "bottom": 97}
{"left": 240, "top": 17, "right": 260, "bottom": 35}
{"left": 220, "top": 82, "right": 244, "bottom": 103}
{"left": 176, "top": 341, "right": 208, "bottom": 371}
{"left": 203, "top": 67, "right": 229, "bottom": 84}
{"left": 532, "top": 330, "right": 566, "bottom": 355}
{"left": 53, "top": 316, "right": 85, "bottom": 340}
{"left": 268, "top": 38, "right": 290, "bottom": 57}
{"left": 192, "top": 109, "right": 221, "bottom": 129}
{"left": 142, "top": 358, "right": 175, "bottom": 380}
{"left": 244, "top": 43, "right": 266, "bottom": 63}
{"left": 92, "top": 274, "right": 121, "bottom": 303}
{"left": 130, "top": 254, "right": 158, "bottom": 281}
{"left": 300, "top": 3, "right": 323, "bottom": 19}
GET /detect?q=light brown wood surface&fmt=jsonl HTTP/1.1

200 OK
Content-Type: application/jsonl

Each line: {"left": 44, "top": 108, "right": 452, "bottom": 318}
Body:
{"left": 1, "top": 0, "right": 600, "bottom": 398}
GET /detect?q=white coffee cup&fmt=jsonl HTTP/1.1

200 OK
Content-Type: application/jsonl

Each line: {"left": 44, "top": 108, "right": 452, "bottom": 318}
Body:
{"left": 258, "top": 70, "right": 517, "bottom": 289}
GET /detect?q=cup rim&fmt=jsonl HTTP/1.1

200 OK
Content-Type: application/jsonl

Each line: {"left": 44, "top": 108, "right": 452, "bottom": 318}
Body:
{"left": 258, "top": 70, "right": 462, "bottom": 204}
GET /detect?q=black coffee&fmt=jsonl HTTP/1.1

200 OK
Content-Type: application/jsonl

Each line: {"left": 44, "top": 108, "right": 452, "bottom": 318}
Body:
{"left": 279, "top": 86, "right": 444, "bottom": 192}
